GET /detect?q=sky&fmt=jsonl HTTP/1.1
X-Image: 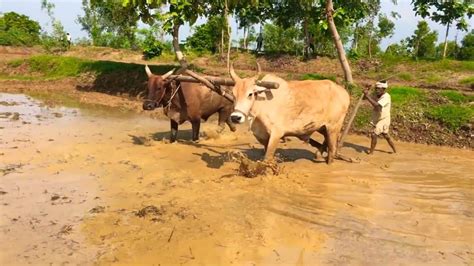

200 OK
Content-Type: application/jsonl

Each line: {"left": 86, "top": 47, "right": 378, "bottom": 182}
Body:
{"left": 1, "top": 0, "right": 473, "bottom": 49}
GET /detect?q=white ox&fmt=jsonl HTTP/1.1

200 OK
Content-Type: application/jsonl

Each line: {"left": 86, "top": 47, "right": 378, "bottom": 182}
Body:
{"left": 229, "top": 65, "right": 350, "bottom": 164}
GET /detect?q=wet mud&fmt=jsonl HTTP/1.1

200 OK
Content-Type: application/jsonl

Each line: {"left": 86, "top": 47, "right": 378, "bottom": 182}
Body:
{"left": 1, "top": 92, "right": 473, "bottom": 265}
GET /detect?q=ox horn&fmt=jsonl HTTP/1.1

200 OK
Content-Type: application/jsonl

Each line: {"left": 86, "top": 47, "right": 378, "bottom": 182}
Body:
{"left": 162, "top": 68, "right": 175, "bottom": 79}
{"left": 229, "top": 63, "right": 241, "bottom": 82}
{"left": 145, "top": 64, "right": 152, "bottom": 77}
{"left": 256, "top": 62, "right": 262, "bottom": 76}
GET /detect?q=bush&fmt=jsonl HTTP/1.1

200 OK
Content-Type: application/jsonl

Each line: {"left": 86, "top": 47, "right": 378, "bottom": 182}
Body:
{"left": 426, "top": 104, "right": 473, "bottom": 131}
{"left": 0, "top": 12, "right": 41, "bottom": 46}
{"left": 458, "top": 30, "right": 474, "bottom": 60}
{"left": 140, "top": 34, "right": 164, "bottom": 59}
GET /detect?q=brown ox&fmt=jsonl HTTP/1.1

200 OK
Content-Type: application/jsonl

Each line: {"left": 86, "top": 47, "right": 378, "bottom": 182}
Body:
{"left": 142, "top": 65, "right": 236, "bottom": 142}
{"left": 229, "top": 66, "right": 350, "bottom": 164}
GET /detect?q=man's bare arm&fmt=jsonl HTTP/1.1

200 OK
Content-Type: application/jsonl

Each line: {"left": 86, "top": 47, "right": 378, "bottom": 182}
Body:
{"left": 363, "top": 88, "right": 382, "bottom": 111}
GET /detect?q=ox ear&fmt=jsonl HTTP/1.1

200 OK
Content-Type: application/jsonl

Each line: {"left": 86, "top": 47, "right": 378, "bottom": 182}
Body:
{"left": 145, "top": 65, "right": 152, "bottom": 77}
{"left": 162, "top": 68, "right": 175, "bottom": 79}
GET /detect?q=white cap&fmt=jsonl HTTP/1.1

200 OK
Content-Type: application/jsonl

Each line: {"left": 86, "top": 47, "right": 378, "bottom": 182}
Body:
{"left": 375, "top": 81, "right": 388, "bottom": 89}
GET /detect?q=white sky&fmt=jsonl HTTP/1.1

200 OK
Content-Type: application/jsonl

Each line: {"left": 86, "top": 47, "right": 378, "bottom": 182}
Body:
{"left": 1, "top": 0, "right": 472, "bottom": 49}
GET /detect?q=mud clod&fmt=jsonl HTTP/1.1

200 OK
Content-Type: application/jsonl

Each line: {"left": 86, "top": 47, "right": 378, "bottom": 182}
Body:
{"left": 135, "top": 205, "right": 166, "bottom": 219}
{"left": 89, "top": 206, "right": 105, "bottom": 214}
{"left": 58, "top": 225, "right": 73, "bottom": 235}
{"left": 1, "top": 164, "right": 23, "bottom": 176}
{"left": 228, "top": 151, "right": 282, "bottom": 178}
{"left": 51, "top": 195, "right": 60, "bottom": 201}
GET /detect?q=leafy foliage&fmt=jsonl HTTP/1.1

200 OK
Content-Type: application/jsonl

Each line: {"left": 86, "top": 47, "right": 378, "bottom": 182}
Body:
{"left": 40, "top": 0, "right": 69, "bottom": 53}
{"left": 458, "top": 30, "right": 474, "bottom": 60}
{"left": 78, "top": 0, "right": 140, "bottom": 48}
{"left": 407, "top": 21, "right": 438, "bottom": 58}
{"left": 186, "top": 16, "right": 226, "bottom": 53}
{"left": 262, "top": 23, "right": 302, "bottom": 54}
{"left": 136, "top": 25, "right": 167, "bottom": 59}
{"left": 0, "top": 12, "right": 41, "bottom": 46}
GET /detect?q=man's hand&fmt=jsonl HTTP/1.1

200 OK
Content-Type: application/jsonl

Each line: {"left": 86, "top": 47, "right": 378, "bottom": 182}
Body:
{"left": 363, "top": 87, "right": 370, "bottom": 99}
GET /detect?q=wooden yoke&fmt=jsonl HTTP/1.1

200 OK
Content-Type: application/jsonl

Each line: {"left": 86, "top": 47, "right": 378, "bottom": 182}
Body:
{"left": 168, "top": 75, "right": 280, "bottom": 90}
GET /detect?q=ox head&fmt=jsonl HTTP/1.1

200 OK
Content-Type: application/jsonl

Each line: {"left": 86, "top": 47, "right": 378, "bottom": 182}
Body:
{"left": 229, "top": 63, "right": 267, "bottom": 124}
{"left": 142, "top": 65, "right": 175, "bottom": 111}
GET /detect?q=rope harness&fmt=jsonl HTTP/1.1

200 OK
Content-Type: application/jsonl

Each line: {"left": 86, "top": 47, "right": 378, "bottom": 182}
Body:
{"left": 164, "top": 82, "right": 181, "bottom": 111}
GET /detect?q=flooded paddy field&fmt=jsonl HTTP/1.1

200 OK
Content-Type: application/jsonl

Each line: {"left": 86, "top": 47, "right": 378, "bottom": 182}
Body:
{"left": 1, "top": 92, "right": 473, "bottom": 265}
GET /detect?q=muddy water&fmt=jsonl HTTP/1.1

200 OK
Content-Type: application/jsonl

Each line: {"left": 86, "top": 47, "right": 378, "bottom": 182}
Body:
{"left": 1, "top": 92, "right": 473, "bottom": 265}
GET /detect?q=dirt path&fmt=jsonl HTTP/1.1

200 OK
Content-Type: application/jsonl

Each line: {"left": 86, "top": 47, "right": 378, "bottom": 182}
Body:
{"left": 1, "top": 93, "right": 473, "bottom": 265}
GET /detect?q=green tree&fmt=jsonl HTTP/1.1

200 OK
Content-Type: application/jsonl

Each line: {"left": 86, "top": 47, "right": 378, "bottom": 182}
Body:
{"left": 412, "top": 0, "right": 474, "bottom": 58}
{"left": 436, "top": 40, "right": 459, "bottom": 58}
{"left": 41, "top": 0, "right": 68, "bottom": 52}
{"left": 78, "top": 0, "right": 140, "bottom": 48}
{"left": 458, "top": 30, "right": 474, "bottom": 60}
{"left": 0, "top": 12, "right": 41, "bottom": 46}
{"left": 407, "top": 21, "right": 438, "bottom": 58}
{"left": 262, "top": 23, "right": 302, "bottom": 54}
{"left": 385, "top": 39, "right": 410, "bottom": 57}
{"left": 186, "top": 16, "right": 226, "bottom": 53}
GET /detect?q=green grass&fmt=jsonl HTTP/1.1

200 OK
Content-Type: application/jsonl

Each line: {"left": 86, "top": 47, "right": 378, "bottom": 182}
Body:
{"left": 5, "top": 55, "right": 176, "bottom": 80}
{"left": 388, "top": 86, "right": 425, "bottom": 105}
{"left": 459, "top": 76, "right": 474, "bottom": 86}
{"left": 439, "top": 90, "right": 474, "bottom": 103}
{"left": 426, "top": 104, "right": 474, "bottom": 131}
{"left": 397, "top": 72, "right": 413, "bottom": 81}
{"left": 301, "top": 73, "right": 336, "bottom": 82}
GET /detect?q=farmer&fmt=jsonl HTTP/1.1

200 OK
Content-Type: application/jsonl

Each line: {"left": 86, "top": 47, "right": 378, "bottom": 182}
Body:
{"left": 256, "top": 33, "right": 263, "bottom": 52}
{"left": 363, "top": 80, "right": 397, "bottom": 154}
{"left": 66, "top": 33, "right": 72, "bottom": 48}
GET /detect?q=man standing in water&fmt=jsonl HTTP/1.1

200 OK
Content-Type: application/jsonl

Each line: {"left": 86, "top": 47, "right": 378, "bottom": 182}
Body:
{"left": 363, "top": 81, "right": 397, "bottom": 154}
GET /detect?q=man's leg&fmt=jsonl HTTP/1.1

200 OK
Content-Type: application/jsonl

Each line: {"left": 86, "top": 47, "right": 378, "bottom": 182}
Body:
{"left": 368, "top": 133, "right": 377, "bottom": 155}
{"left": 382, "top": 133, "right": 397, "bottom": 153}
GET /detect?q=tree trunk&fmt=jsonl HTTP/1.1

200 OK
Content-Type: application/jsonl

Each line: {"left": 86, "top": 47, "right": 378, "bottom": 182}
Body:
{"left": 326, "top": 0, "right": 353, "bottom": 83}
{"left": 171, "top": 22, "right": 233, "bottom": 102}
{"left": 368, "top": 32, "right": 372, "bottom": 58}
{"left": 303, "top": 18, "right": 310, "bottom": 59}
{"left": 442, "top": 22, "right": 450, "bottom": 59}
{"left": 172, "top": 23, "right": 187, "bottom": 69}
{"left": 351, "top": 23, "right": 359, "bottom": 52}
{"left": 220, "top": 29, "right": 224, "bottom": 59}
{"left": 225, "top": 0, "right": 231, "bottom": 70}
{"left": 243, "top": 27, "right": 247, "bottom": 50}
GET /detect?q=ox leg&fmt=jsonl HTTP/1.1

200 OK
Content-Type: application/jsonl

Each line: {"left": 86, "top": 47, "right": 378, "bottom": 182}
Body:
{"left": 191, "top": 120, "right": 201, "bottom": 142}
{"left": 264, "top": 133, "right": 283, "bottom": 161}
{"left": 226, "top": 117, "right": 237, "bottom": 132}
{"left": 170, "top": 120, "right": 178, "bottom": 143}
{"left": 326, "top": 130, "right": 337, "bottom": 165}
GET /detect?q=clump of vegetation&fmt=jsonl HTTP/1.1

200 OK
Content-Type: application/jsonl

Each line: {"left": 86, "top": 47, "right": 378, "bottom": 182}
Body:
{"left": 5, "top": 55, "right": 175, "bottom": 80}
{"left": 301, "top": 73, "right": 336, "bottom": 82}
{"left": 0, "top": 12, "right": 41, "bottom": 46}
{"left": 426, "top": 105, "right": 473, "bottom": 131}
{"left": 388, "top": 86, "right": 425, "bottom": 105}
{"left": 439, "top": 90, "right": 474, "bottom": 104}
{"left": 459, "top": 76, "right": 474, "bottom": 86}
